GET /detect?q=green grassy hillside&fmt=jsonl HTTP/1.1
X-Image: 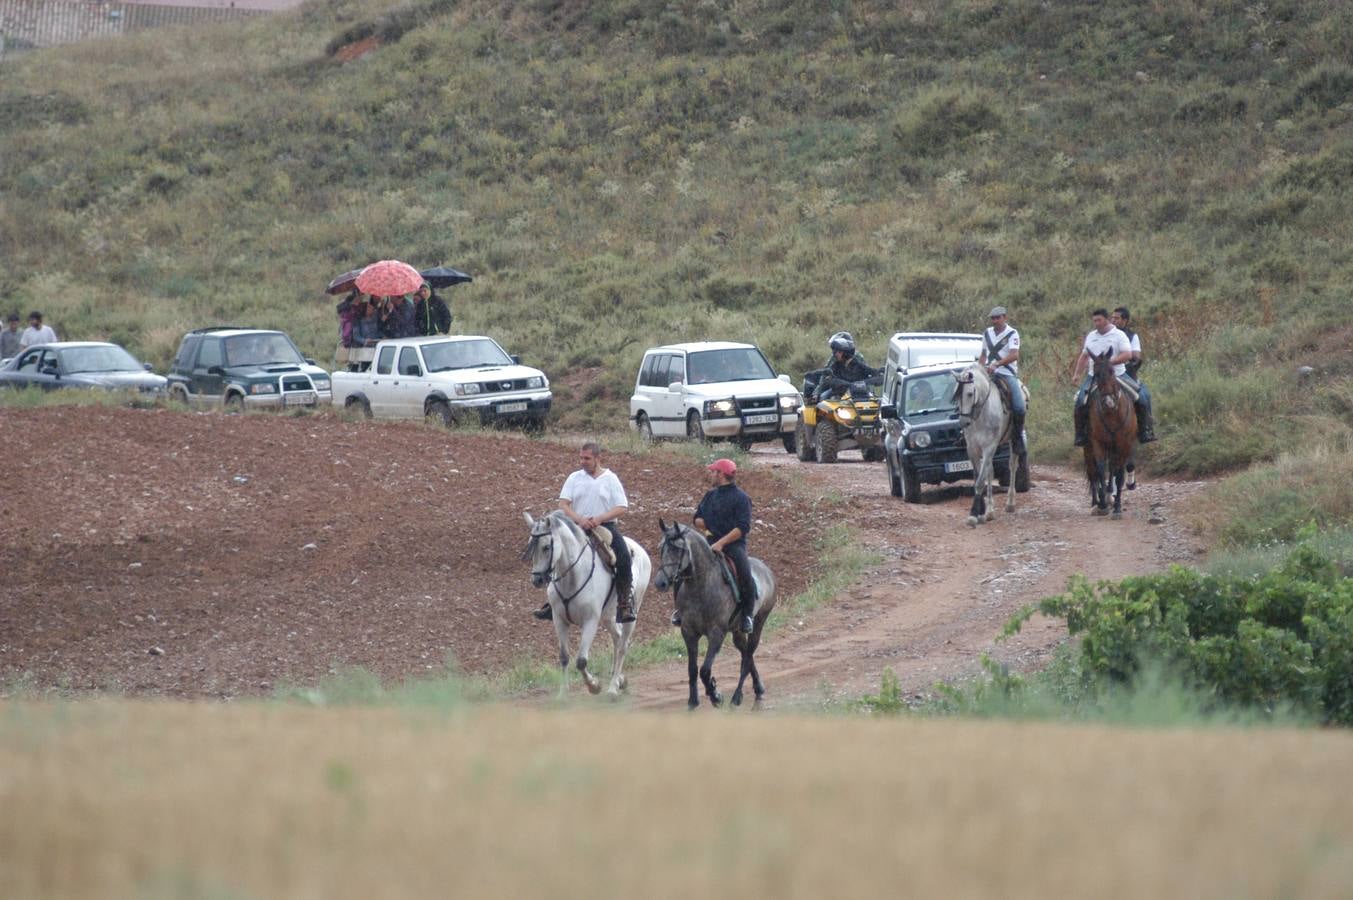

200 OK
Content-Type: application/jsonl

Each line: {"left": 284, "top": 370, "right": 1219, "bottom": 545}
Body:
{"left": 3, "top": 0, "right": 1352, "bottom": 470}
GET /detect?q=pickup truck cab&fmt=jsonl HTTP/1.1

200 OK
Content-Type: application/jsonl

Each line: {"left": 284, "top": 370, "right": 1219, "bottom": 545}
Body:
{"left": 330, "top": 335, "right": 551, "bottom": 430}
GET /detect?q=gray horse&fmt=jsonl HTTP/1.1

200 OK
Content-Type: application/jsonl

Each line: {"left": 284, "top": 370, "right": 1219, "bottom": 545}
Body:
{"left": 953, "top": 362, "right": 1022, "bottom": 527}
{"left": 654, "top": 519, "right": 777, "bottom": 709}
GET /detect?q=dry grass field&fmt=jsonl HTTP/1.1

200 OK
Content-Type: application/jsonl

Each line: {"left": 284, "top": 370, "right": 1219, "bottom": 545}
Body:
{"left": 3, "top": 700, "right": 1352, "bottom": 899}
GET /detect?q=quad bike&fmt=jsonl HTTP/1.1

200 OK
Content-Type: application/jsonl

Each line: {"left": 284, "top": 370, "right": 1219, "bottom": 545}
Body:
{"left": 794, "top": 370, "right": 886, "bottom": 463}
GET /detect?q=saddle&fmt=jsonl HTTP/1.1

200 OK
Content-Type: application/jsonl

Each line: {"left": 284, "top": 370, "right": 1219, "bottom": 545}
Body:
{"left": 1089, "top": 376, "right": 1139, "bottom": 403}
{"left": 712, "top": 552, "right": 758, "bottom": 610}
{"left": 587, "top": 528, "right": 618, "bottom": 569}
{"left": 992, "top": 376, "right": 1030, "bottom": 413}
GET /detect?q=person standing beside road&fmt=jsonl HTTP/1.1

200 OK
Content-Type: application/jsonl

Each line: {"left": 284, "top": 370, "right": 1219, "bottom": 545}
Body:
{"left": 533, "top": 442, "right": 637, "bottom": 624}
{"left": 1110, "top": 306, "right": 1157, "bottom": 443}
{"left": 414, "top": 283, "right": 452, "bottom": 336}
{"left": 18, "top": 311, "right": 57, "bottom": 350}
{"left": 1070, "top": 308, "right": 1134, "bottom": 447}
{"left": 686, "top": 458, "right": 756, "bottom": 634}
{"left": 0, "top": 313, "right": 21, "bottom": 360}
{"left": 977, "top": 306, "right": 1027, "bottom": 457}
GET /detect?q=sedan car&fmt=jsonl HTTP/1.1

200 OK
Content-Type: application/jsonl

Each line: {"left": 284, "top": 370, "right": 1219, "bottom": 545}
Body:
{"left": 0, "top": 342, "right": 167, "bottom": 394}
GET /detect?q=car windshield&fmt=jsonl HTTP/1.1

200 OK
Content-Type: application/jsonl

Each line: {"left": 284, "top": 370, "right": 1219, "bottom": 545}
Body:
{"left": 60, "top": 345, "right": 142, "bottom": 374}
{"left": 686, "top": 348, "right": 775, "bottom": 385}
{"left": 903, "top": 373, "right": 959, "bottom": 416}
{"left": 223, "top": 334, "right": 305, "bottom": 367}
{"left": 422, "top": 338, "right": 513, "bottom": 372}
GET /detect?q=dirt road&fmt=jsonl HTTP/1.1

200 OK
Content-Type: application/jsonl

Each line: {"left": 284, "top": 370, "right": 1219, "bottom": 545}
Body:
{"left": 628, "top": 446, "right": 1207, "bottom": 710}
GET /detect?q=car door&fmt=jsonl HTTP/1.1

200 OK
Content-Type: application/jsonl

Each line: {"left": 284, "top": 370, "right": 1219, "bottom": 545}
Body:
{"left": 9, "top": 348, "right": 50, "bottom": 389}
{"left": 658, "top": 353, "right": 688, "bottom": 436}
{"left": 192, "top": 337, "right": 225, "bottom": 404}
{"left": 394, "top": 346, "right": 426, "bottom": 417}
{"left": 368, "top": 344, "right": 399, "bottom": 417}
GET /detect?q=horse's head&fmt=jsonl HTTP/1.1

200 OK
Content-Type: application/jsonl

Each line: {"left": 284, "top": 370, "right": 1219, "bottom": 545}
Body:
{"left": 952, "top": 363, "right": 986, "bottom": 423}
{"left": 521, "top": 511, "right": 556, "bottom": 588}
{"left": 1091, "top": 349, "right": 1118, "bottom": 396}
{"left": 654, "top": 518, "right": 692, "bottom": 593}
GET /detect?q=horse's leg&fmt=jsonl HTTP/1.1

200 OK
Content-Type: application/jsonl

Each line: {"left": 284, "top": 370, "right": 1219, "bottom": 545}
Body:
{"left": 575, "top": 615, "right": 602, "bottom": 695}
{"left": 552, "top": 610, "right": 571, "bottom": 698}
{"left": 746, "top": 621, "right": 766, "bottom": 703}
{"left": 684, "top": 631, "right": 701, "bottom": 710}
{"left": 1004, "top": 438, "right": 1017, "bottom": 513}
{"left": 701, "top": 628, "right": 725, "bottom": 707}
{"left": 1111, "top": 462, "right": 1124, "bottom": 519}
{"left": 731, "top": 629, "right": 751, "bottom": 707}
{"left": 967, "top": 453, "right": 986, "bottom": 527}
{"left": 1092, "top": 458, "right": 1108, "bottom": 516}
{"left": 984, "top": 448, "right": 997, "bottom": 521}
{"left": 604, "top": 615, "right": 626, "bottom": 698}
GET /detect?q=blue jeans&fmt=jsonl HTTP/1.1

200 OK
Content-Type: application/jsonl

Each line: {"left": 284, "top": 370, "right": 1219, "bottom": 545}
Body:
{"left": 993, "top": 371, "right": 1025, "bottom": 414}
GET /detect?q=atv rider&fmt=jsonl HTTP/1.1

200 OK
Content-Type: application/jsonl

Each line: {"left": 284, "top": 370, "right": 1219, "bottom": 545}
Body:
{"left": 810, "top": 331, "right": 880, "bottom": 400}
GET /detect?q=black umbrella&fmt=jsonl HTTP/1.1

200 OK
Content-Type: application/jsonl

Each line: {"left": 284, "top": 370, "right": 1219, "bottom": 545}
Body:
{"left": 419, "top": 266, "right": 474, "bottom": 289}
{"left": 325, "top": 268, "right": 365, "bottom": 296}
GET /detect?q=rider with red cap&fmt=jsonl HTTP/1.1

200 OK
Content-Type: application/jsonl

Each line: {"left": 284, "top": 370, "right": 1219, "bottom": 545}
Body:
{"left": 681, "top": 458, "right": 756, "bottom": 633}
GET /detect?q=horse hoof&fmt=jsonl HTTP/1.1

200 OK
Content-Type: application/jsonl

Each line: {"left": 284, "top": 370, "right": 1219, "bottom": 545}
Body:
{"left": 688, "top": 700, "right": 700, "bottom": 711}
{"left": 731, "top": 691, "right": 743, "bottom": 707}
{"left": 985, "top": 512, "right": 995, "bottom": 522}
{"left": 618, "top": 675, "right": 628, "bottom": 691}
{"left": 709, "top": 692, "right": 722, "bottom": 707}
{"left": 966, "top": 517, "right": 978, "bottom": 528}
{"left": 586, "top": 680, "right": 601, "bottom": 695}
{"left": 1006, "top": 504, "right": 1015, "bottom": 513}
{"left": 1111, "top": 510, "right": 1122, "bottom": 520}
{"left": 1092, "top": 507, "right": 1106, "bottom": 517}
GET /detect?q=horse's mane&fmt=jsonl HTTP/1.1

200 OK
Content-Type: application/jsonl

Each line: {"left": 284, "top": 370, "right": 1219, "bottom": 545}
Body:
{"left": 667, "top": 522, "right": 717, "bottom": 566}
{"left": 545, "top": 509, "right": 586, "bottom": 542}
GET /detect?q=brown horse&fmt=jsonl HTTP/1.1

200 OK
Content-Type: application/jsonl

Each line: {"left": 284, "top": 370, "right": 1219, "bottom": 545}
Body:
{"left": 1085, "top": 349, "right": 1137, "bottom": 519}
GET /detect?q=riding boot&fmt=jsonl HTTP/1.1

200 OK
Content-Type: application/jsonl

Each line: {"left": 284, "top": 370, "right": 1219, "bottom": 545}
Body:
{"left": 1009, "top": 410, "right": 1027, "bottom": 456}
{"left": 1073, "top": 403, "right": 1090, "bottom": 447}
{"left": 1136, "top": 400, "right": 1157, "bottom": 443}
{"left": 614, "top": 568, "right": 637, "bottom": 624}
{"left": 532, "top": 601, "right": 553, "bottom": 621}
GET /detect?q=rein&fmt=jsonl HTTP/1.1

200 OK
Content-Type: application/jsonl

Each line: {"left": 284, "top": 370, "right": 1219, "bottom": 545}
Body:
{"left": 956, "top": 368, "right": 991, "bottom": 428}
{"left": 657, "top": 531, "right": 694, "bottom": 593}
{"left": 526, "top": 521, "right": 597, "bottom": 606}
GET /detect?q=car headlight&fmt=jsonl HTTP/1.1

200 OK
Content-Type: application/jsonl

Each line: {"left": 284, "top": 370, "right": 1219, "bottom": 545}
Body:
{"left": 910, "top": 431, "right": 932, "bottom": 449}
{"left": 779, "top": 394, "right": 801, "bottom": 410}
{"left": 249, "top": 383, "right": 276, "bottom": 395}
{"left": 454, "top": 383, "right": 481, "bottom": 396}
{"left": 526, "top": 376, "right": 545, "bottom": 389}
{"left": 836, "top": 407, "right": 856, "bottom": 421}
{"left": 312, "top": 377, "right": 330, "bottom": 389}
{"left": 704, "top": 399, "right": 736, "bottom": 418}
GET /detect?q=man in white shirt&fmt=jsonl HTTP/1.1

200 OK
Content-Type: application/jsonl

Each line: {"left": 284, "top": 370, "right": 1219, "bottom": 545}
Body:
{"left": 1111, "top": 306, "right": 1156, "bottom": 443}
{"left": 533, "top": 441, "right": 637, "bottom": 623}
{"left": 978, "top": 305, "right": 1026, "bottom": 457}
{"left": 1070, "top": 308, "right": 1134, "bottom": 447}
{"left": 18, "top": 311, "right": 57, "bottom": 350}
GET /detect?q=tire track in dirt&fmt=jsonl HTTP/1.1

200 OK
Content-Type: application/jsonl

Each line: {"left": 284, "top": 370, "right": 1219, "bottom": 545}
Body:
{"left": 624, "top": 448, "right": 1207, "bottom": 711}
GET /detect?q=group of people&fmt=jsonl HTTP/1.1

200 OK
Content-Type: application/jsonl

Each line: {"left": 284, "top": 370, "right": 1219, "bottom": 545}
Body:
{"left": 533, "top": 443, "right": 758, "bottom": 635}
{"left": 0, "top": 311, "right": 58, "bottom": 360}
{"left": 335, "top": 283, "right": 452, "bottom": 349}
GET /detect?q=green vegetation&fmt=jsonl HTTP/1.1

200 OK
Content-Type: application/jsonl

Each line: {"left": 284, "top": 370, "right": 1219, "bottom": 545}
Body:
{"left": 1, "top": 1, "right": 1351, "bottom": 473}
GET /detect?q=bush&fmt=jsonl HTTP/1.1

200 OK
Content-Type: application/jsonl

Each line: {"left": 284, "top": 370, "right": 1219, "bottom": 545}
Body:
{"left": 890, "top": 88, "right": 1003, "bottom": 159}
{"left": 1005, "top": 543, "right": 1353, "bottom": 724}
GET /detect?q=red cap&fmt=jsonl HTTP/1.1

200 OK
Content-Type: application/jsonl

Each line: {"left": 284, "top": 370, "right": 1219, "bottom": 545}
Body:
{"left": 706, "top": 458, "right": 737, "bottom": 476}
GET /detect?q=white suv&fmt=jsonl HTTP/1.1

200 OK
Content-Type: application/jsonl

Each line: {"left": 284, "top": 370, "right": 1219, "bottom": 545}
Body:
{"left": 629, "top": 341, "right": 802, "bottom": 451}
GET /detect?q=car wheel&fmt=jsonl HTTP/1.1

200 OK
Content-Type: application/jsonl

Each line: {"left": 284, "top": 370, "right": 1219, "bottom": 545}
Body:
{"left": 901, "top": 462, "right": 922, "bottom": 504}
{"left": 782, "top": 431, "right": 797, "bottom": 455}
{"left": 344, "top": 396, "right": 372, "bottom": 421}
{"left": 735, "top": 437, "right": 754, "bottom": 451}
{"left": 996, "top": 464, "right": 1011, "bottom": 488}
{"left": 814, "top": 420, "right": 839, "bottom": 464}
{"left": 1015, "top": 450, "right": 1031, "bottom": 493}
{"left": 224, "top": 392, "right": 244, "bottom": 413}
{"left": 686, "top": 412, "right": 705, "bottom": 442}
{"left": 795, "top": 419, "right": 816, "bottom": 462}
{"left": 168, "top": 384, "right": 189, "bottom": 405}
{"left": 524, "top": 416, "right": 547, "bottom": 435}
{"left": 637, "top": 413, "right": 654, "bottom": 443}
{"left": 887, "top": 454, "right": 903, "bottom": 498}
{"left": 427, "top": 399, "right": 454, "bottom": 428}
{"left": 862, "top": 445, "right": 885, "bottom": 463}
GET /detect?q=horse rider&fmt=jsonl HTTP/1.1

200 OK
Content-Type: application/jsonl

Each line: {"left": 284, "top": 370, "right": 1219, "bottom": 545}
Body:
{"left": 977, "top": 306, "right": 1026, "bottom": 457}
{"left": 1071, "top": 308, "right": 1135, "bottom": 447}
{"left": 1110, "top": 306, "right": 1157, "bottom": 443}
{"left": 814, "top": 331, "right": 880, "bottom": 399}
{"left": 673, "top": 458, "right": 756, "bottom": 633}
{"left": 532, "top": 442, "right": 637, "bottom": 624}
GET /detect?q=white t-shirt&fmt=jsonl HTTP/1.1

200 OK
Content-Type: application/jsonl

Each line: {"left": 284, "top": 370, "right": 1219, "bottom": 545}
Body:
{"left": 1125, "top": 331, "right": 1142, "bottom": 354}
{"left": 982, "top": 325, "right": 1020, "bottom": 377}
{"left": 1082, "top": 327, "right": 1132, "bottom": 376}
{"left": 559, "top": 468, "right": 628, "bottom": 519}
{"left": 19, "top": 325, "right": 57, "bottom": 349}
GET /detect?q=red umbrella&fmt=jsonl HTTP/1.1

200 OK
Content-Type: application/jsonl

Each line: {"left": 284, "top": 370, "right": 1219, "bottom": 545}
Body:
{"left": 355, "top": 259, "right": 423, "bottom": 297}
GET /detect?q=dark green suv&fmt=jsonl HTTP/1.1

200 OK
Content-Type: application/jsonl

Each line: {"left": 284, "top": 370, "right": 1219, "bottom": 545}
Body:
{"left": 166, "top": 327, "right": 332, "bottom": 410}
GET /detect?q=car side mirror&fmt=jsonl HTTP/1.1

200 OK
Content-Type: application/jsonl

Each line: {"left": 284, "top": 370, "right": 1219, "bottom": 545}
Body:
{"left": 41, "top": 363, "right": 59, "bottom": 376}
{"left": 879, "top": 403, "right": 897, "bottom": 420}
{"left": 208, "top": 365, "right": 225, "bottom": 376}
{"left": 143, "top": 363, "right": 154, "bottom": 372}
{"left": 511, "top": 354, "right": 521, "bottom": 365}
{"left": 304, "top": 358, "right": 316, "bottom": 365}
{"left": 777, "top": 373, "right": 791, "bottom": 384}
{"left": 668, "top": 381, "right": 683, "bottom": 391}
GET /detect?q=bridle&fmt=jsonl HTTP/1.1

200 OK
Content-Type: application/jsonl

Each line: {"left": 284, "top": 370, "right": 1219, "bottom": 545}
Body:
{"left": 657, "top": 528, "right": 694, "bottom": 593}
{"left": 521, "top": 519, "right": 596, "bottom": 605}
{"left": 1090, "top": 357, "right": 1128, "bottom": 442}
{"left": 954, "top": 367, "right": 990, "bottom": 428}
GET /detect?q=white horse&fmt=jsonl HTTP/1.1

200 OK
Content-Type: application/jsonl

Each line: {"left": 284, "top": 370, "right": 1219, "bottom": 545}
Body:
{"left": 522, "top": 510, "right": 650, "bottom": 698}
{"left": 953, "top": 363, "right": 1021, "bottom": 528}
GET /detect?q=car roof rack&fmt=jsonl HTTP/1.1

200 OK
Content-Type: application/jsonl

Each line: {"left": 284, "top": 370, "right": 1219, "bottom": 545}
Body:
{"left": 189, "top": 326, "right": 257, "bottom": 334}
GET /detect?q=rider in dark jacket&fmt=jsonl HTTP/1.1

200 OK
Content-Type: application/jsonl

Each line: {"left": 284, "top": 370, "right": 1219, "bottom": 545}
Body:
{"left": 813, "top": 331, "right": 880, "bottom": 399}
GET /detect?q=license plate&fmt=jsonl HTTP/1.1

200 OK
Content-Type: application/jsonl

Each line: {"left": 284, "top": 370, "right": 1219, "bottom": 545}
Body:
{"left": 284, "top": 392, "right": 316, "bottom": 407}
{"left": 497, "top": 401, "right": 528, "bottom": 413}
{"left": 744, "top": 413, "right": 779, "bottom": 425}
{"left": 945, "top": 459, "right": 973, "bottom": 473}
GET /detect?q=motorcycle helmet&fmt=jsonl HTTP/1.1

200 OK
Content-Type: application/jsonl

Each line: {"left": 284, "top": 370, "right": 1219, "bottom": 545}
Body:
{"left": 829, "top": 331, "right": 856, "bottom": 356}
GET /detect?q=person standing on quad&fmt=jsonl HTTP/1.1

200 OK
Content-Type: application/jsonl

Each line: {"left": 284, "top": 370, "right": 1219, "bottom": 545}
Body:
{"left": 814, "top": 331, "right": 879, "bottom": 399}
{"left": 978, "top": 306, "right": 1027, "bottom": 457}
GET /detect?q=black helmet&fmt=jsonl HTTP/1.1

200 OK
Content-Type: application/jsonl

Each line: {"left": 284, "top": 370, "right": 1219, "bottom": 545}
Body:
{"left": 829, "top": 331, "right": 856, "bottom": 356}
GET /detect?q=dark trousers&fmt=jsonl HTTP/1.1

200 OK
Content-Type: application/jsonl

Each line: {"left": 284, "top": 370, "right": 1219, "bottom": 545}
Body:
{"left": 601, "top": 522, "right": 632, "bottom": 595}
{"left": 721, "top": 541, "right": 755, "bottom": 611}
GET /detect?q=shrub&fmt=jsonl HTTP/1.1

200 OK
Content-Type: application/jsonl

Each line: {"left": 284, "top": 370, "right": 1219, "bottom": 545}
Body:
{"left": 1278, "top": 62, "right": 1353, "bottom": 116}
{"left": 890, "top": 88, "right": 1003, "bottom": 159}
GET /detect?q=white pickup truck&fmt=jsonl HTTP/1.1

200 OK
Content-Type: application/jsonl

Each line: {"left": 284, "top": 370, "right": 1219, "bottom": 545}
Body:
{"left": 330, "top": 335, "right": 552, "bottom": 430}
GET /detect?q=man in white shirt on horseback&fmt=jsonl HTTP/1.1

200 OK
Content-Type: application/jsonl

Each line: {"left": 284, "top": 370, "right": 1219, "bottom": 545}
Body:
{"left": 532, "top": 442, "right": 637, "bottom": 624}
{"left": 1071, "top": 308, "right": 1134, "bottom": 447}
{"left": 978, "top": 306, "right": 1026, "bottom": 457}
{"left": 1111, "top": 305, "right": 1157, "bottom": 443}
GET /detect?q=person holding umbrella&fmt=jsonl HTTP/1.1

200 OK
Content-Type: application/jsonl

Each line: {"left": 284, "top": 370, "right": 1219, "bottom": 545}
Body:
{"left": 414, "top": 283, "right": 452, "bottom": 336}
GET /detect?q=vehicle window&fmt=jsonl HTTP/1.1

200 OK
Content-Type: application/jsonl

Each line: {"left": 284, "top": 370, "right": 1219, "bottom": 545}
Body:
{"left": 173, "top": 336, "right": 200, "bottom": 371}
{"left": 376, "top": 346, "right": 396, "bottom": 375}
{"left": 638, "top": 354, "right": 658, "bottom": 387}
{"left": 398, "top": 347, "right": 422, "bottom": 377}
{"left": 644, "top": 354, "right": 668, "bottom": 387}
{"left": 197, "top": 339, "right": 222, "bottom": 369}
{"left": 421, "top": 338, "right": 514, "bottom": 372}
{"left": 665, "top": 355, "right": 685, "bottom": 387}
{"left": 903, "top": 373, "right": 958, "bottom": 416}
{"left": 16, "top": 350, "right": 43, "bottom": 373}
{"left": 223, "top": 333, "right": 304, "bottom": 367}
{"left": 686, "top": 348, "right": 775, "bottom": 385}
{"left": 61, "top": 345, "right": 141, "bottom": 374}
